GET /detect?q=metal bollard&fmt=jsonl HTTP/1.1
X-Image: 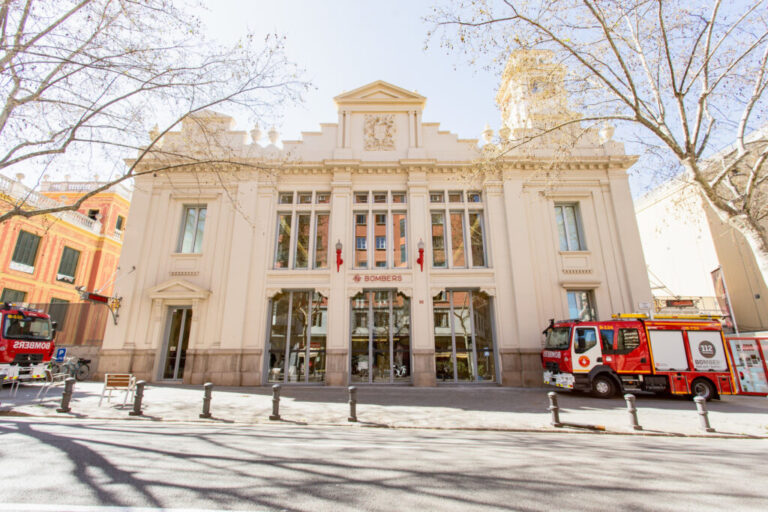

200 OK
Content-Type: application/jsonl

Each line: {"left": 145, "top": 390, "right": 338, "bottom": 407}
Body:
{"left": 269, "top": 384, "right": 281, "bottom": 420}
{"left": 547, "top": 392, "right": 563, "bottom": 427}
{"left": 128, "top": 380, "right": 146, "bottom": 416}
{"left": 57, "top": 378, "right": 75, "bottom": 413}
{"left": 348, "top": 386, "right": 357, "bottom": 422}
{"left": 624, "top": 394, "right": 643, "bottom": 431}
{"left": 693, "top": 396, "right": 715, "bottom": 432}
{"left": 200, "top": 382, "right": 213, "bottom": 419}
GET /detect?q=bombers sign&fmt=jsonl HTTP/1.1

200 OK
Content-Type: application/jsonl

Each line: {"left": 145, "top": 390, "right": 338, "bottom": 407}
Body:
{"left": 11, "top": 341, "right": 52, "bottom": 350}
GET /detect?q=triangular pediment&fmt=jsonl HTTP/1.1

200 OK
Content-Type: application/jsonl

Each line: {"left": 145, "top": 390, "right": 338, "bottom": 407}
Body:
{"left": 148, "top": 278, "right": 211, "bottom": 300}
{"left": 334, "top": 80, "right": 426, "bottom": 106}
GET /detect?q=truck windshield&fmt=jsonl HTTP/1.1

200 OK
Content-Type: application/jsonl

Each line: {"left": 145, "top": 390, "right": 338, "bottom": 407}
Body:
{"left": 2, "top": 315, "right": 52, "bottom": 340}
{"left": 545, "top": 327, "right": 571, "bottom": 350}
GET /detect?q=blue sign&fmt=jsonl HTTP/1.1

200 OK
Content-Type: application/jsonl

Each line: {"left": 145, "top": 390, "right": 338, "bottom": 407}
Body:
{"left": 54, "top": 347, "right": 67, "bottom": 362}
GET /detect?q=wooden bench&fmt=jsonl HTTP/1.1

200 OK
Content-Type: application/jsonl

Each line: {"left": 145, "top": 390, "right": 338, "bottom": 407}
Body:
{"left": 99, "top": 373, "right": 136, "bottom": 407}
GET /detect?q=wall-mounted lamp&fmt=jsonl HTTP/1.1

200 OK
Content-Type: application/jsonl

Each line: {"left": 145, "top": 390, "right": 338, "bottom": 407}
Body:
{"left": 416, "top": 238, "right": 425, "bottom": 272}
{"left": 336, "top": 240, "right": 343, "bottom": 272}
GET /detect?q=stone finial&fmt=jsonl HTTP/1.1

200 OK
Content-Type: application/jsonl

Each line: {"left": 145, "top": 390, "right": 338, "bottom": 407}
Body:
{"left": 268, "top": 126, "right": 279, "bottom": 145}
{"left": 64, "top": 174, "right": 71, "bottom": 182}
{"left": 92, "top": 173, "right": 100, "bottom": 182}
{"left": 482, "top": 124, "right": 494, "bottom": 144}
{"left": 15, "top": 172, "right": 24, "bottom": 182}
{"left": 251, "top": 125, "right": 262, "bottom": 144}
{"left": 499, "top": 125, "right": 511, "bottom": 142}
{"left": 43, "top": 174, "right": 51, "bottom": 182}
{"left": 149, "top": 124, "right": 159, "bottom": 141}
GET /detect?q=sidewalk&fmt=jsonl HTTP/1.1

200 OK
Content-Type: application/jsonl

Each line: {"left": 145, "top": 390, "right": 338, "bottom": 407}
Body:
{"left": 1, "top": 381, "right": 767, "bottom": 437}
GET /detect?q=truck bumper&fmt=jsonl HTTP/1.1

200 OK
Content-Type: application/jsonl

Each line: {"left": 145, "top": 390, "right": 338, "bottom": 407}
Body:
{"left": 543, "top": 370, "right": 575, "bottom": 389}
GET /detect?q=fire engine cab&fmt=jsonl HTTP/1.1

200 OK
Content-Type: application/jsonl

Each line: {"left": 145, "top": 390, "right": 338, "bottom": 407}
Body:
{"left": 0, "top": 303, "right": 56, "bottom": 384}
{"left": 541, "top": 314, "right": 735, "bottom": 400}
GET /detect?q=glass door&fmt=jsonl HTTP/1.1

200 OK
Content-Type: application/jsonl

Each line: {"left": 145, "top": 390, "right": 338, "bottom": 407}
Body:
{"left": 162, "top": 307, "right": 192, "bottom": 380}
{"left": 350, "top": 290, "right": 411, "bottom": 384}
{"left": 267, "top": 291, "right": 327, "bottom": 384}
{"left": 433, "top": 290, "right": 497, "bottom": 383}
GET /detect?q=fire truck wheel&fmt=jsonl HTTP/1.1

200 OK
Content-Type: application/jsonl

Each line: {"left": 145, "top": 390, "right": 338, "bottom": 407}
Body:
{"left": 691, "top": 378, "right": 717, "bottom": 401}
{"left": 591, "top": 375, "right": 616, "bottom": 398}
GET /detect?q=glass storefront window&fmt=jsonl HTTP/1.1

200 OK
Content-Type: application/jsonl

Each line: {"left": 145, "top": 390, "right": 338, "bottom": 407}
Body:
{"left": 350, "top": 291, "right": 411, "bottom": 384}
{"left": 267, "top": 291, "right": 327, "bottom": 384}
{"left": 433, "top": 290, "right": 496, "bottom": 383}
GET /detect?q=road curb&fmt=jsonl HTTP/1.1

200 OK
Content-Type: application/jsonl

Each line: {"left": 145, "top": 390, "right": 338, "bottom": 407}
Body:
{"left": 2, "top": 409, "right": 765, "bottom": 439}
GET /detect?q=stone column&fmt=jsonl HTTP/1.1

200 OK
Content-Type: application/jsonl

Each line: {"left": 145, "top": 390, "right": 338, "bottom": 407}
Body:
{"left": 326, "top": 170, "right": 352, "bottom": 386}
{"left": 407, "top": 169, "right": 435, "bottom": 386}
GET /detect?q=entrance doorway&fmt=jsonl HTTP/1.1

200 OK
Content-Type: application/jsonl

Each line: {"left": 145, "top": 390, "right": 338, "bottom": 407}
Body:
{"left": 266, "top": 291, "right": 328, "bottom": 384}
{"left": 433, "top": 290, "right": 496, "bottom": 383}
{"left": 350, "top": 290, "right": 411, "bottom": 384}
{"left": 161, "top": 307, "right": 192, "bottom": 380}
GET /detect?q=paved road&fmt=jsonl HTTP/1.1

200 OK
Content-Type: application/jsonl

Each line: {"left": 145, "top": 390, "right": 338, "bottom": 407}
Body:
{"left": 0, "top": 418, "right": 766, "bottom": 511}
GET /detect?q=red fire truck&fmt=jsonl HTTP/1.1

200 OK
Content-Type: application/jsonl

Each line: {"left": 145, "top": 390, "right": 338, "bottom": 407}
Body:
{"left": 541, "top": 314, "right": 735, "bottom": 400}
{"left": 0, "top": 303, "right": 56, "bottom": 385}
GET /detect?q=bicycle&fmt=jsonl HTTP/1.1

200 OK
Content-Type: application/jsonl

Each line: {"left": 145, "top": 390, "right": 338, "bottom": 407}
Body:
{"left": 48, "top": 357, "right": 91, "bottom": 381}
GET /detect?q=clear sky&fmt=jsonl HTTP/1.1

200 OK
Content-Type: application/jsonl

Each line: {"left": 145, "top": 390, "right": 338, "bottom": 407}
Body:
{"left": 199, "top": 0, "right": 502, "bottom": 144}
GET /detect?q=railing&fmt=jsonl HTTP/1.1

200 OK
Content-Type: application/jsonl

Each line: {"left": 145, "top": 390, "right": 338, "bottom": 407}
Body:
{"left": 40, "top": 180, "right": 132, "bottom": 201}
{"left": 0, "top": 174, "right": 102, "bottom": 233}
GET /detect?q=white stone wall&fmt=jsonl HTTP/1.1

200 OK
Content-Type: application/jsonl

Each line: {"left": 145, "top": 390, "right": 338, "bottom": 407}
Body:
{"left": 100, "top": 80, "right": 652, "bottom": 385}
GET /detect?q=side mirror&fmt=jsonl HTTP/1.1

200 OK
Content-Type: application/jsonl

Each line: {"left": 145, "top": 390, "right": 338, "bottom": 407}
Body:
{"left": 51, "top": 321, "right": 59, "bottom": 336}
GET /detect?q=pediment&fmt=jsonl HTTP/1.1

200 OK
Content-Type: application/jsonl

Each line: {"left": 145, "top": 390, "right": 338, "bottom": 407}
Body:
{"left": 334, "top": 80, "right": 426, "bottom": 106}
{"left": 148, "top": 278, "right": 211, "bottom": 300}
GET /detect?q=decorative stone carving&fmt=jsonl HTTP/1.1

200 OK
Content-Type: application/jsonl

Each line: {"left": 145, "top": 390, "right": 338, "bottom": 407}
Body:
{"left": 364, "top": 114, "right": 396, "bottom": 151}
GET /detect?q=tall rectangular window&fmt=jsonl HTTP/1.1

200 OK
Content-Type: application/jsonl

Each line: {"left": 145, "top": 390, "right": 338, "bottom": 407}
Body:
{"left": 567, "top": 290, "right": 596, "bottom": 321}
{"left": 354, "top": 193, "right": 409, "bottom": 269}
{"left": 355, "top": 213, "right": 368, "bottom": 268}
{"left": 431, "top": 212, "right": 447, "bottom": 268}
{"left": 273, "top": 193, "right": 330, "bottom": 269}
{"left": 392, "top": 213, "right": 407, "bottom": 268}
{"left": 294, "top": 213, "right": 311, "bottom": 269}
{"left": 115, "top": 215, "right": 125, "bottom": 232}
{"left": 314, "top": 214, "right": 329, "bottom": 269}
{"left": 274, "top": 214, "right": 292, "bottom": 269}
{"left": 430, "top": 191, "right": 486, "bottom": 269}
{"left": 468, "top": 212, "right": 486, "bottom": 267}
{"left": 49, "top": 298, "right": 70, "bottom": 329}
{"left": 450, "top": 211, "right": 466, "bottom": 268}
{"left": 1, "top": 288, "right": 26, "bottom": 303}
{"left": 177, "top": 206, "right": 206, "bottom": 253}
{"left": 373, "top": 211, "right": 387, "bottom": 268}
{"left": 11, "top": 230, "right": 41, "bottom": 273}
{"left": 57, "top": 247, "right": 80, "bottom": 283}
{"left": 555, "top": 203, "right": 586, "bottom": 251}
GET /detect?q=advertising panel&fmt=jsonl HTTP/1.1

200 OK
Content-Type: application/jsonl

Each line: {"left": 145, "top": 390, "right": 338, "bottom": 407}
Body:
{"left": 727, "top": 338, "right": 768, "bottom": 396}
{"left": 648, "top": 330, "right": 689, "bottom": 371}
{"left": 687, "top": 331, "right": 728, "bottom": 371}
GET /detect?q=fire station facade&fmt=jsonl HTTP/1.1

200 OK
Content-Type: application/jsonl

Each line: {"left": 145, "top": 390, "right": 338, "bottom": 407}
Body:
{"left": 99, "top": 69, "right": 652, "bottom": 386}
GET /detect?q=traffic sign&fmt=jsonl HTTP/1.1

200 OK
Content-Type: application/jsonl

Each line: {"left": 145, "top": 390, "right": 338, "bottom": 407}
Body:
{"left": 54, "top": 347, "right": 67, "bottom": 362}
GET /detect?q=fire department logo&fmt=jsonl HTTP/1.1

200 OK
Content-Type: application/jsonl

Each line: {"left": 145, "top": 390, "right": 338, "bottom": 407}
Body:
{"left": 578, "top": 356, "right": 590, "bottom": 367}
{"left": 353, "top": 274, "right": 362, "bottom": 283}
{"left": 698, "top": 340, "right": 716, "bottom": 359}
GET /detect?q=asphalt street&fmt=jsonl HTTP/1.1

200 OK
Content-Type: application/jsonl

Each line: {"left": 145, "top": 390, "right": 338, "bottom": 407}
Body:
{"left": 0, "top": 418, "right": 766, "bottom": 512}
